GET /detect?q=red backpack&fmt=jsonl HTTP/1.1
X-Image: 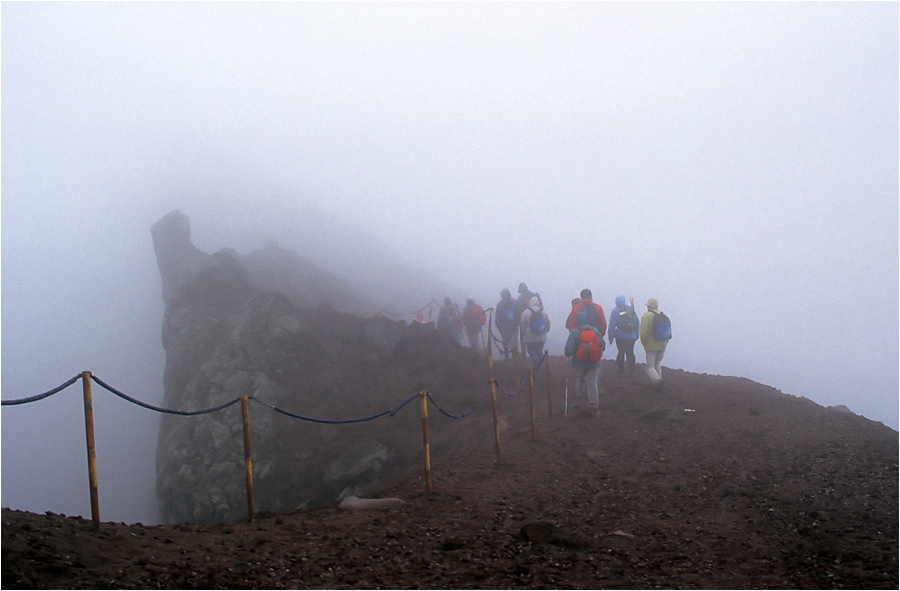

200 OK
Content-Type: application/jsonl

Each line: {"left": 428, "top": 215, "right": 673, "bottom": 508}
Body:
{"left": 466, "top": 304, "right": 486, "bottom": 327}
{"left": 575, "top": 326, "right": 603, "bottom": 362}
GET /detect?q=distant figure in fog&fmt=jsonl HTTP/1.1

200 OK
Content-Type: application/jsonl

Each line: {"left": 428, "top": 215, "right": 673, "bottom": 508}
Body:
{"left": 436, "top": 297, "right": 463, "bottom": 343}
{"left": 608, "top": 295, "right": 640, "bottom": 377}
{"left": 461, "top": 296, "right": 486, "bottom": 353}
{"left": 640, "top": 297, "right": 671, "bottom": 391}
{"left": 495, "top": 288, "right": 518, "bottom": 359}
{"left": 520, "top": 296, "right": 550, "bottom": 375}
{"left": 515, "top": 282, "right": 541, "bottom": 320}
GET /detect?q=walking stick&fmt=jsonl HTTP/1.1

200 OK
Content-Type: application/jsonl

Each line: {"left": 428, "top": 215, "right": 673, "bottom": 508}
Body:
{"left": 564, "top": 357, "right": 569, "bottom": 417}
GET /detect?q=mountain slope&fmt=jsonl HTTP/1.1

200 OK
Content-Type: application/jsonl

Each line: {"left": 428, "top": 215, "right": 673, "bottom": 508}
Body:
{"left": 3, "top": 359, "right": 897, "bottom": 589}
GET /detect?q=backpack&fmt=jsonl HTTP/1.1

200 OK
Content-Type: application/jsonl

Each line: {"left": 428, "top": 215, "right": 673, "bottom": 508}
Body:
{"left": 651, "top": 311, "right": 672, "bottom": 340}
{"left": 530, "top": 309, "right": 548, "bottom": 334}
{"left": 499, "top": 304, "right": 516, "bottom": 327}
{"left": 581, "top": 302, "right": 599, "bottom": 327}
{"left": 466, "top": 304, "right": 486, "bottom": 327}
{"left": 575, "top": 326, "right": 603, "bottom": 362}
{"left": 617, "top": 302, "right": 639, "bottom": 333}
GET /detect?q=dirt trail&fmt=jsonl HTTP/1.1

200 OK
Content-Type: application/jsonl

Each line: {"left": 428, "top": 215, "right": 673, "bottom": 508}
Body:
{"left": 3, "top": 357, "right": 897, "bottom": 589}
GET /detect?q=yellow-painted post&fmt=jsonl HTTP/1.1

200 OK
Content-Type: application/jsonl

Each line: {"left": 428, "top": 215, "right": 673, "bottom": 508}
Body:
{"left": 529, "top": 368, "right": 536, "bottom": 439}
{"left": 420, "top": 391, "right": 432, "bottom": 494}
{"left": 514, "top": 336, "right": 521, "bottom": 389}
{"left": 240, "top": 396, "right": 255, "bottom": 523}
{"left": 80, "top": 371, "right": 100, "bottom": 531}
{"left": 487, "top": 309, "right": 502, "bottom": 464}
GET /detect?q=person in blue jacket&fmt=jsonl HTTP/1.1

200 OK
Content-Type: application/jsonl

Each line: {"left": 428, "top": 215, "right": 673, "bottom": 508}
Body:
{"left": 608, "top": 295, "right": 640, "bottom": 376}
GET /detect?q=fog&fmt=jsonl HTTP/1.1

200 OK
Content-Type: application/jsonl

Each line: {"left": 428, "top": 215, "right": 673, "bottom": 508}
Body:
{"left": 2, "top": 3, "right": 897, "bottom": 525}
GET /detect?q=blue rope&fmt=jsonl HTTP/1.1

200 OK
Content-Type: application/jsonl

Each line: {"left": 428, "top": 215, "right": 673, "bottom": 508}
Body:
{"left": 0, "top": 375, "right": 81, "bottom": 406}
{"left": 488, "top": 323, "right": 518, "bottom": 354}
{"left": 492, "top": 351, "right": 548, "bottom": 397}
{"left": 91, "top": 375, "right": 241, "bottom": 416}
{"left": 3, "top": 374, "right": 474, "bottom": 425}
{"left": 251, "top": 392, "right": 420, "bottom": 424}
{"left": 378, "top": 300, "right": 438, "bottom": 319}
{"left": 491, "top": 378, "right": 520, "bottom": 397}
{"left": 426, "top": 393, "right": 472, "bottom": 419}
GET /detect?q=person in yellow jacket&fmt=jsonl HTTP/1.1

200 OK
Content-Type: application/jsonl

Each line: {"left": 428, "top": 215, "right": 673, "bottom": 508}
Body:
{"left": 640, "top": 298, "right": 668, "bottom": 391}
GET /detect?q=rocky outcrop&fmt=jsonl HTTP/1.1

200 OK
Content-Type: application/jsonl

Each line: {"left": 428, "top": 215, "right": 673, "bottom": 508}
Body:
{"left": 152, "top": 211, "right": 487, "bottom": 523}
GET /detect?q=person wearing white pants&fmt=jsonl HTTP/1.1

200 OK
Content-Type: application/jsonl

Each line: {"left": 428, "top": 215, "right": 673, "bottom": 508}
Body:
{"left": 640, "top": 298, "right": 669, "bottom": 391}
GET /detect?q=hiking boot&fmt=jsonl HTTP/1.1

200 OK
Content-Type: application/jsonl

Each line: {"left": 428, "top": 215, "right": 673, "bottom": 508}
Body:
{"left": 590, "top": 406, "right": 601, "bottom": 418}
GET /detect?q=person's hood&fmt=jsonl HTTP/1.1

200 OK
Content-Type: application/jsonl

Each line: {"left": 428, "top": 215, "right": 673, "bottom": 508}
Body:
{"left": 616, "top": 295, "right": 626, "bottom": 307}
{"left": 501, "top": 288, "right": 511, "bottom": 300}
{"left": 574, "top": 311, "right": 588, "bottom": 326}
{"left": 528, "top": 297, "right": 541, "bottom": 311}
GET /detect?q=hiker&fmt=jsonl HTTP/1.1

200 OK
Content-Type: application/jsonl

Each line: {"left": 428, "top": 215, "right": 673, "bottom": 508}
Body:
{"left": 640, "top": 297, "right": 671, "bottom": 391}
{"left": 495, "top": 288, "right": 518, "bottom": 359}
{"left": 520, "top": 296, "right": 550, "bottom": 375}
{"left": 436, "top": 297, "right": 463, "bottom": 343}
{"left": 565, "top": 288, "right": 607, "bottom": 333}
{"left": 608, "top": 295, "right": 640, "bottom": 376}
{"left": 564, "top": 311, "right": 605, "bottom": 417}
{"left": 461, "top": 296, "right": 486, "bottom": 353}
{"left": 514, "top": 282, "right": 541, "bottom": 320}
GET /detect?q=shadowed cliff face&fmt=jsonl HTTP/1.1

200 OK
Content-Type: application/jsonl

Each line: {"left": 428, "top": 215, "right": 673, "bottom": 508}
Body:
{"left": 151, "top": 211, "right": 487, "bottom": 523}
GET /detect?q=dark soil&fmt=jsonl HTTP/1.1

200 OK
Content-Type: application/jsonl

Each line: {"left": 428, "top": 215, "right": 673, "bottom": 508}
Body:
{"left": 3, "top": 356, "right": 897, "bottom": 589}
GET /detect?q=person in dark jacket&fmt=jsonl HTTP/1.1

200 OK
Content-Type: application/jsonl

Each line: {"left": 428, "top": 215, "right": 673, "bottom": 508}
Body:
{"left": 608, "top": 295, "right": 640, "bottom": 376}
{"left": 515, "top": 282, "right": 541, "bottom": 320}
{"left": 436, "top": 297, "right": 463, "bottom": 343}
{"left": 495, "top": 288, "right": 517, "bottom": 359}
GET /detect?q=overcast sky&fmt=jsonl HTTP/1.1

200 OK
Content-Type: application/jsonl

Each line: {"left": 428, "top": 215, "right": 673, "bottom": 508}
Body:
{"left": 2, "top": 2, "right": 897, "bottom": 524}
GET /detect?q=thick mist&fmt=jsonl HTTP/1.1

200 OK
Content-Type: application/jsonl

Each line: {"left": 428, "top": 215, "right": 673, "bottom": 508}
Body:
{"left": 2, "top": 3, "right": 897, "bottom": 525}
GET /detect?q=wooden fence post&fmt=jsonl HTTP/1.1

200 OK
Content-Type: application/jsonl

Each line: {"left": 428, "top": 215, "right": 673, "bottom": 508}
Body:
{"left": 240, "top": 396, "right": 255, "bottom": 523}
{"left": 487, "top": 309, "right": 502, "bottom": 464}
{"left": 420, "top": 391, "right": 432, "bottom": 493}
{"left": 529, "top": 368, "right": 536, "bottom": 439}
{"left": 81, "top": 371, "right": 100, "bottom": 531}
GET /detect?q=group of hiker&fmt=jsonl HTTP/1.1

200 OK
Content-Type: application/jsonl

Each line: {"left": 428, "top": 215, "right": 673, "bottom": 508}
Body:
{"left": 435, "top": 284, "right": 672, "bottom": 416}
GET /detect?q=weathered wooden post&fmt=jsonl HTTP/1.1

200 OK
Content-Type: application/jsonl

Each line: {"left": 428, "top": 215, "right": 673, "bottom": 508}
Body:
{"left": 529, "top": 368, "right": 536, "bottom": 439}
{"left": 546, "top": 353, "right": 552, "bottom": 418}
{"left": 487, "top": 309, "right": 502, "bottom": 464}
{"left": 80, "top": 371, "right": 100, "bottom": 531}
{"left": 240, "top": 396, "right": 255, "bottom": 523}
{"left": 420, "top": 391, "right": 432, "bottom": 493}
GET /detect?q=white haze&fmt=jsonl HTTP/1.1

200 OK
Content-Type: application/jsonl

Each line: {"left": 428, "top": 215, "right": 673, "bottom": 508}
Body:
{"left": 2, "top": 3, "right": 897, "bottom": 525}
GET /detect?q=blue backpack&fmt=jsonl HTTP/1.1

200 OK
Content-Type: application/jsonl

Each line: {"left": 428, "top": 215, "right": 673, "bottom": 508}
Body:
{"left": 530, "top": 309, "right": 548, "bottom": 334}
{"left": 617, "top": 302, "right": 639, "bottom": 333}
{"left": 582, "top": 302, "right": 599, "bottom": 327}
{"left": 500, "top": 305, "right": 515, "bottom": 326}
{"left": 651, "top": 311, "right": 672, "bottom": 340}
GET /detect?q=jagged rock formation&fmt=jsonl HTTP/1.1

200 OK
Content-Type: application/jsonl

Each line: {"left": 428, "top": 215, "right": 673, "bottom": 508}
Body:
{"left": 151, "top": 211, "right": 487, "bottom": 523}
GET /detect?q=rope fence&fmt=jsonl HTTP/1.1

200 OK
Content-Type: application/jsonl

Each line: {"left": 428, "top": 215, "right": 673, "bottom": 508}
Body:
{"left": 3, "top": 299, "right": 559, "bottom": 527}
{"left": 1, "top": 370, "right": 484, "bottom": 527}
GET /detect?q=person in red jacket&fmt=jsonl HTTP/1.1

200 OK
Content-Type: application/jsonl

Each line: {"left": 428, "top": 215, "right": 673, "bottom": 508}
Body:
{"left": 462, "top": 296, "right": 486, "bottom": 353}
{"left": 565, "top": 289, "right": 607, "bottom": 334}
